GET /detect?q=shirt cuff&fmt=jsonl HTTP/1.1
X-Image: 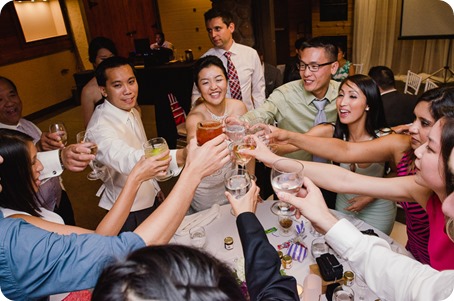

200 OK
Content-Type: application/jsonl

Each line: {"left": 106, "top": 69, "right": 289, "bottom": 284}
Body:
{"left": 169, "top": 149, "right": 183, "bottom": 177}
{"left": 325, "top": 218, "right": 364, "bottom": 256}
{"left": 37, "top": 150, "right": 64, "bottom": 180}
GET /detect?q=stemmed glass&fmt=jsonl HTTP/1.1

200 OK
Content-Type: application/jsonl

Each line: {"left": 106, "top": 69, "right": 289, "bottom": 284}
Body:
{"left": 270, "top": 159, "right": 304, "bottom": 215}
{"left": 229, "top": 136, "right": 256, "bottom": 171}
{"left": 277, "top": 212, "right": 294, "bottom": 236}
{"left": 49, "top": 122, "right": 68, "bottom": 146}
{"left": 76, "top": 130, "right": 104, "bottom": 181}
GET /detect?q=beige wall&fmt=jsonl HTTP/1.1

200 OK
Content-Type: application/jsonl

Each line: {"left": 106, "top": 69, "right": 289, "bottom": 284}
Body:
{"left": 66, "top": 0, "right": 91, "bottom": 70}
{"left": 157, "top": 0, "right": 212, "bottom": 59}
{"left": 0, "top": 51, "right": 78, "bottom": 116}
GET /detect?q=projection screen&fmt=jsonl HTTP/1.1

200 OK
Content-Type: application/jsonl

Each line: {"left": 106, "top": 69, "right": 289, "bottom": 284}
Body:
{"left": 400, "top": 0, "right": 454, "bottom": 39}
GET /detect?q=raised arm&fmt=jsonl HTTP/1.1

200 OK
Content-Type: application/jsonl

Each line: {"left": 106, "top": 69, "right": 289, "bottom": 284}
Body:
{"left": 134, "top": 135, "right": 231, "bottom": 245}
{"left": 12, "top": 152, "right": 172, "bottom": 236}
{"left": 242, "top": 135, "right": 431, "bottom": 207}
{"left": 269, "top": 127, "right": 410, "bottom": 165}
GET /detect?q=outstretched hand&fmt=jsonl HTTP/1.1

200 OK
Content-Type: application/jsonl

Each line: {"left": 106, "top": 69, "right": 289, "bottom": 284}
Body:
{"left": 40, "top": 132, "right": 65, "bottom": 151}
{"left": 130, "top": 150, "right": 172, "bottom": 182}
{"left": 238, "top": 135, "right": 280, "bottom": 168}
{"left": 266, "top": 125, "right": 293, "bottom": 145}
{"left": 185, "top": 134, "right": 230, "bottom": 179}
{"left": 226, "top": 180, "right": 260, "bottom": 217}
{"left": 277, "top": 177, "right": 338, "bottom": 235}
{"left": 61, "top": 143, "right": 96, "bottom": 172}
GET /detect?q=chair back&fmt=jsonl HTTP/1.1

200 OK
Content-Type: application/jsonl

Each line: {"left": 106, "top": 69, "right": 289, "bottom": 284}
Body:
{"left": 353, "top": 63, "right": 363, "bottom": 74}
{"left": 424, "top": 79, "right": 438, "bottom": 92}
{"left": 168, "top": 93, "right": 187, "bottom": 148}
{"left": 404, "top": 70, "right": 422, "bottom": 95}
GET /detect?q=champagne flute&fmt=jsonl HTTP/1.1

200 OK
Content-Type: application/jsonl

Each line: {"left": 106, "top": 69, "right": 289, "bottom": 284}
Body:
{"left": 49, "top": 122, "right": 68, "bottom": 146}
{"left": 76, "top": 130, "right": 104, "bottom": 181}
{"left": 143, "top": 137, "right": 173, "bottom": 181}
{"left": 270, "top": 159, "right": 304, "bottom": 215}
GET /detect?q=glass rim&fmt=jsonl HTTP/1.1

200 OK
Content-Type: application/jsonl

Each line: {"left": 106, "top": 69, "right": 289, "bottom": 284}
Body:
{"left": 197, "top": 120, "right": 223, "bottom": 128}
{"left": 272, "top": 158, "right": 304, "bottom": 173}
{"left": 143, "top": 137, "right": 167, "bottom": 148}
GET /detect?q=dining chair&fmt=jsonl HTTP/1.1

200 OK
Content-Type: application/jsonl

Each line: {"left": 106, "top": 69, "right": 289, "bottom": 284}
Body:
{"left": 353, "top": 63, "right": 363, "bottom": 74}
{"left": 404, "top": 70, "right": 422, "bottom": 95}
{"left": 168, "top": 93, "right": 187, "bottom": 148}
{"left": 424, "top": 79, "right": 439, "bottom": 92}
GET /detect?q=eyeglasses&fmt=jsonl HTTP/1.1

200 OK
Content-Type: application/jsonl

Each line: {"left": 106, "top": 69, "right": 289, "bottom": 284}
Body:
{"left": 296, "top": 60, "right": 336, "bottom": 72}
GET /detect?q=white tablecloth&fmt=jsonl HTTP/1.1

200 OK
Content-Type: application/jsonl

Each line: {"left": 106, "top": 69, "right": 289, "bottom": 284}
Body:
{"left": 172, "top": 201, "right": 412, "bottom": 300}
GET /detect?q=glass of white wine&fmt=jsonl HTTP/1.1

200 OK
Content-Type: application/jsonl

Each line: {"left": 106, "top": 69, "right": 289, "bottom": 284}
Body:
{"left": 270, "top": 159, "right": 304, "bottom": 215}
{"left": 143, "top": 137, "right": 173, "bottom": 181}
{"left": 76, "top": 130, "right": 103, "bottom": 181}
{"left": 229, "top": 136, "right": 256, "bottom": 170}
{"left": 49, "top": 122, "right": 68, "bottom": 146}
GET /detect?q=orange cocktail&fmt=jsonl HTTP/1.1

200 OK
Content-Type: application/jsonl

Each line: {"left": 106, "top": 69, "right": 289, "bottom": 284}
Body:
{"left": 196, "top": 120, "right": 223, "bottom": 145}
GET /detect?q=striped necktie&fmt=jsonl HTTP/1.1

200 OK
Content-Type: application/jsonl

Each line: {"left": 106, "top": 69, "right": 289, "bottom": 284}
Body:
{"left": 223, "top": 51, "right": 243, "bottom": 100}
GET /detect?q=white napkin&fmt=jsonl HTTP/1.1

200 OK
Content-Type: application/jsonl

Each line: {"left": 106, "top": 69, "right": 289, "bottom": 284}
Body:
{"left": 175, "top": 204, "right": 221, "bottom": 236}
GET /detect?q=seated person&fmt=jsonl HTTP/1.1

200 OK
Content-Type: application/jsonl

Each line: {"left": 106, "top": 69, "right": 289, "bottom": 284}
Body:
{"left": 0, "top": 135, "right": 230, "bottom": 300}
{"left": 92, "top": 181, "right": 300, "bottom": 301}
{"left": 332, "top": 43, "right": 354, "bottom": 82}
{"left": 150, "top": 32, "right": 174, "bottom": 59}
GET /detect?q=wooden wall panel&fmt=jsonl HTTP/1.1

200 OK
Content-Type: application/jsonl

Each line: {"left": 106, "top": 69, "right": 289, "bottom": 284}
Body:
{"left": 81, "top": 0, "right": 159, "bottom": 57}
{"left": 157, "top": 0, "right": 212, "bottom": 59}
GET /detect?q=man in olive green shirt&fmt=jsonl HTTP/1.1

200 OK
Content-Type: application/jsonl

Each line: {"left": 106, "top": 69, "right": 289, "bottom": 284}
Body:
{"left": 243, "top": 37, "right": 340, "bottom": 161}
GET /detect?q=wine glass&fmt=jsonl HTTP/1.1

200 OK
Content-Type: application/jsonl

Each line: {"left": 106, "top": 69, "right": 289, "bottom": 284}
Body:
{"left": 224, "top": 115, "right": 246, "bottom": 143}
{"left": 143, "top": 137, "right": 173, "bottom": 181}
{"left": 49, "top": 122, "right": 68, "bottom": 146}
{"left": 270, "top": 159, "right": 304, "bottom": 215}
{"left": 76, "top": 130, "right": 104, "bottom": 181}
{"left": 229, "top": 136, "right": 256, "bottom": 170}
{"left": 196, "top": 120, "right": 223, "bottom": 146}
{"left": 333, "top": 285, "right": 355, "bottom": 301}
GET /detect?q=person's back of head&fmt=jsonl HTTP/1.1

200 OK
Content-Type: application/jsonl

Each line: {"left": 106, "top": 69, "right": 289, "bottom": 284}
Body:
{"left": 300, "top": 37, "right": 338, "bottom": 62}
{"left": 92, "top": 245, "right": 245, "bottom": 301}
{"left": 204, "top": 8, "right": 234, "bottom": 26}
{"left": 89, "top": 37, "right": 118, "bottom": 64}
{"left": 0, "top": 129, "right": 41, "bottom": 217}
{"left": 95, "top": 56, "right": 135, "bottom": 87}
{"left": 368, "top": 66, "right": 396, "bottom": 91}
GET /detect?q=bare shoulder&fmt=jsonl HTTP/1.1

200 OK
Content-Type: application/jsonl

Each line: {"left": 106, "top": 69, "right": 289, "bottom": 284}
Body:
{"left": 81, "top": 77, "right": 101, "bottom": 105}
{"left": 226, "top": 98, "right": 247, "bottom": 115}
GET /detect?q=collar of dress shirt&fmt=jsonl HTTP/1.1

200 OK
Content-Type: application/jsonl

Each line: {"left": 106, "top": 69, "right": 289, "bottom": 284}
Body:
{"left": 213, "top": 40, "right": 239, "bottom": 56}
{"left": 0, "top": 120, "right": 21, "bottom": 130}
{"left": 103, "top": 99, "right": 135, "bottom": 125}
{"left": 380, "top": 88, "right": 397, "bottom": 96}
{"left": 303, "top": 80, "right": 340, "bottom": 106}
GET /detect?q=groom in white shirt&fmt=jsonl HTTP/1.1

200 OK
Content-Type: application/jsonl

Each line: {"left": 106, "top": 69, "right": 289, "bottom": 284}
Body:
{"left": 87, "top": 56, "right": 184, "bottom": 231}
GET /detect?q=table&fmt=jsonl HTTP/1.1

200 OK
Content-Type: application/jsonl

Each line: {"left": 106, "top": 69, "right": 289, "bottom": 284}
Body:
{"left": 172, "top": 201, "right": 411, "bottom": 300}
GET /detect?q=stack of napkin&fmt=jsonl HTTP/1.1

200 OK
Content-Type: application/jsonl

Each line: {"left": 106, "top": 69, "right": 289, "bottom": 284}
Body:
{"left": 175, "top": 204, "right": 221, "bottom": 236}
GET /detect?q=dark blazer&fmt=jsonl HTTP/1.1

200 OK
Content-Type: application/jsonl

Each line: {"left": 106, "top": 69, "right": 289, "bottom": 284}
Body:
{"left": 264, "top": 63, "right": 284, "bottom": 98}
{"left": 237, "top": 212, "right": 299, "bottom": 301}
{"left": 381, "top": 90, "right": 418, "bottom": 127}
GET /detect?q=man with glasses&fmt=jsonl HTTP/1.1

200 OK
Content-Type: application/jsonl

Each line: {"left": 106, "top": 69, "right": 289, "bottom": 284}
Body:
{"left": 242, "top": 37, "right": 339, "bottom": 203}
{"left": 242, "top": 37, "right": 340, "bottom": 161}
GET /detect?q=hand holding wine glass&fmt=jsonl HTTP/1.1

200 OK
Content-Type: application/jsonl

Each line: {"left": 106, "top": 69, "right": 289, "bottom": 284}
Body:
{"left": 224, "top": 115, "right": 246, "bottom": 143}
{"left": 270, "top": 158, "right": 304, "bottom": 215}
{"left": 49, "top": 122, "right": 68, "bottom": 146}
{"left": 76, "top": 130, "right": 104, "bottom": 181}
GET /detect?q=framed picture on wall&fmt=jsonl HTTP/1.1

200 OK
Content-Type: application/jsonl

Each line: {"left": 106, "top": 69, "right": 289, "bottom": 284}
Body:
{"left": 320, "top": 0, "right": 348, "bottom": 22}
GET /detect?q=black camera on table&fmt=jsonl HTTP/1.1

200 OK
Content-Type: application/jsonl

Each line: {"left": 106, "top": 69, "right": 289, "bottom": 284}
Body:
{"left": 316, "top": 253, "right": 343, "bottom": 281}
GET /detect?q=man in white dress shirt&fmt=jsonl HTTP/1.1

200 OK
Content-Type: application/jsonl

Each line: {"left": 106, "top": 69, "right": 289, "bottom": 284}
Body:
{"left": 0, "top": 76, "right": 94, "bottom": 225}
{"left": 87, "top": 57, "right": 184, "bottom": 232}
{"left": 191, "top": 9, "right": 266, "bottom": 111}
